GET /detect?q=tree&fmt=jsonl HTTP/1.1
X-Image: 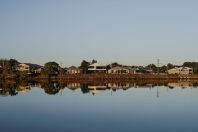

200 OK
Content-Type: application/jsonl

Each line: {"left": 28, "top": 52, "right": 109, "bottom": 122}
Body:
{"left": 43, "top": 62, "right": 60, "bottom": 75}
{"left": 91, "top": 59, "right": 97, "bottom": 64}
{"left": 183, "top": 62, "right": 198, "bottom": 74}
{"left": 106, "top": 64, "right": 111, "bottom": 71}
{"left": 111, "top": 62, "right": 120, "bottom": 68}
{"left": 146, "top": 64, "right": 157, "bottom": 73}
{"left": 160, "top": 65, "right": 167, "bottom": 73}
{"left": 167, "top": 63, "right": 174, "bottom": 70}
{"left": 9, "top": 59, "right": 19, "bottom": 71}
{"left": 0, "top": 59, "right": 19, "bottom": 75}
{"left": 79, "top": 60, "right": 90, "bottom": 73}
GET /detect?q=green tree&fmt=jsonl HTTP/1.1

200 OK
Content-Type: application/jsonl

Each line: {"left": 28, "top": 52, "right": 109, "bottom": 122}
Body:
{"left": 160, "top": 65, "right": 167, "bottom": 73}
{"left": 111, "top": 62, "right": 120, "bottom": 68}
{"left": 79, "top": 60, "right": 90, "bottom": 73}
{"left": 43, "top": 62, "right": 60, "bottom": 75}
{"left": 183, "top": 62, "right": 198, "bottom": 74}
{"left": 91, "top": 59, "right": 97, "bottom": 64}
{"left": 167, "top": 63, "right": 174, "bottom": 70}
{"left": 146, "top": 64, "right": 157, "bottom": 73}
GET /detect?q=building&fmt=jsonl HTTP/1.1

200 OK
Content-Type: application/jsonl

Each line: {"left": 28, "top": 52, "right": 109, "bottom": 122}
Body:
{"left": 17, "top": 63, "right": 30, "bottom": 73}
{"left": 136, "top": 67, "right": 153, "bottom": 74}
{"left": 168, "top": 67, "right": 193, "bottom": 75}
{"left": 33, "top": 67, "right": 43, "bottom": 74}
{"left": 88, "top": 63, "right": 107, "bottom": 73}
{"left": 67, "top": 66, "right": 81, "bottom": 74}
{"left": 108, "top": 66, "right": 137, "bottom": 74}
{"left": 17, "top": 63, "right": 43, "bottom": 74}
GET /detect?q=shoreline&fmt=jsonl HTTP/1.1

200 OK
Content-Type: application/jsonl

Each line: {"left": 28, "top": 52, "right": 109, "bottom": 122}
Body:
{"left": 1, "top": 74, "right": 198, "bottom": 82}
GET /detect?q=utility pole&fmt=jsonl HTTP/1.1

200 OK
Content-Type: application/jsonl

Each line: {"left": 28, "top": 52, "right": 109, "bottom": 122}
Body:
{"left": 157, "top": 59, "right": 160, "bottom": 75}
{"left": 157, "top": 87, "right": 159, "bottom": 98}
{"left": 2, "top": 60, "right": 5, "bottom": 80}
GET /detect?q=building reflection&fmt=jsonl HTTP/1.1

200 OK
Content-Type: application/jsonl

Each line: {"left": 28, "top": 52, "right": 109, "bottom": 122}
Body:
{"left": 88, "top": 85, "right": 107, "bottom": 95}
{"left": 167, "top": 82, "right": 193, "bottom": 89}
{"left": 0, "top": 80, "right": 198, "bottom": 96}
{"left": 17, "top": 85, "right": 30, "bottom": 93}
{"left": 108, "top": 83, "right": 131, "bottom": 91}
{"left": 67, "top": 83, "right": 81, "bottom": 90}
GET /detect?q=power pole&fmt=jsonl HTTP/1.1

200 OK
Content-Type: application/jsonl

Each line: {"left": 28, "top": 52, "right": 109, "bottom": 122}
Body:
{"left": 157, "top": 59, "right": 160, "bottom": 75}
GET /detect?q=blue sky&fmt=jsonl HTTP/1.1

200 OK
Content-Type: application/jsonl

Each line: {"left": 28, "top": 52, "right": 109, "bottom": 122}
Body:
{"left": 0, "top": 0, "right": 197, "bottom": 66}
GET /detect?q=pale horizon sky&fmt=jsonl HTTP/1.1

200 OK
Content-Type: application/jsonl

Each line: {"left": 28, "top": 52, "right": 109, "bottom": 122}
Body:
{"left": 0, "top": 0, "right": 197, "bottom": 67}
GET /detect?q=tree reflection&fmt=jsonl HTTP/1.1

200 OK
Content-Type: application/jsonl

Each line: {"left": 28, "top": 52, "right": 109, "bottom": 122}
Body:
{"left": 80, "top": 84, "right": 89, "bottom": 94}
{"left": 0, "top": 82, "right": 18, "bottom": 96}
{"left": 0, "top": 80, "right": 198, "bottom": 96}
{"left": 41, "top": 82, "right": 62, "bottom": 95}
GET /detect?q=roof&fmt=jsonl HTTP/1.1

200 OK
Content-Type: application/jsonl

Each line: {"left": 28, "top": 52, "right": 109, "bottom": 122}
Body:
{"left": 110, "top": 66, "right": 137, "bottom": 71}
{"left": 19, "top": 63, "right": 43, "bottom": 69}
{"left": 169, "top": 67, "right": 192, "bottom": 71}
{"left": 110, "top": 66, "right": 129, "bottom": 70}
{"left": 68, "top": 66, "right": 79, "bottom": 70}
{"left": 89, "top": 63, "right": 106, "bottom": 67}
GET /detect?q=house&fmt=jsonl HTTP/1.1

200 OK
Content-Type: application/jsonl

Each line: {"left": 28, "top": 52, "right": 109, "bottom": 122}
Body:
{"left": 168, "top": 67, "right": 193, "bottom": 75}
{"left": 88, "top": 63, "right": 107, "bottom": 73}
{"left": 108, "top": 66, "right": 137, "bottom": 74}
{"left": 33, "top": 67, "right": 43, "bottom": 74}
{"left": 67, "top": 66, "right": 81, "bottom": 74}
{"left": 17, "top": 63, "right": 30, "bottom": 73}
{"left": 135, "top": 67, "right": 153, "bottom": 74}
{"left": 17, "top": 63, "right": 43, "bottom": 74}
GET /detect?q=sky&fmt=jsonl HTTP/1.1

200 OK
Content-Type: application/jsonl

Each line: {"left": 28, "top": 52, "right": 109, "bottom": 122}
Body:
{"left": 0, "top": 0, "right": 197, "bottom": 67}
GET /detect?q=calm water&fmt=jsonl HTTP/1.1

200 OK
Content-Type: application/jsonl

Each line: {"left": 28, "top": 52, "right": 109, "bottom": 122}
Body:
{"left": 0, "top": 81, "right": 198, "bottom": 132}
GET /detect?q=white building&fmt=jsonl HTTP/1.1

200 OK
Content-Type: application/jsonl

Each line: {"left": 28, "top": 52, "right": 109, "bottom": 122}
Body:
{"left": 168, "top": 67, "right": 193, "bottom": 75}
{"left": 88, "top": 63, "right": 106, "bottom": 73}
{"left": 108, "top": 66, "right": 137, "bottom": 74}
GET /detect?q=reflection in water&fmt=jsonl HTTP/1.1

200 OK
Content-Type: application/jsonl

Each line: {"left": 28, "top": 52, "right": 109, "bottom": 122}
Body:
{"left": 1, "top": 81, "right": 198, "bottom": 132}
{"left": 167, "top": 81, "right": 193, "bottom": 89}
{"left": 0, "top": 81, "right": 198, "bottom": 97}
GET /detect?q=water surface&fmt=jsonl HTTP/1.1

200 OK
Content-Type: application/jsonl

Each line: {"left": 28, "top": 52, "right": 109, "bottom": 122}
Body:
{"left": 0, "top": 81, "right": 198, "bottom": 132}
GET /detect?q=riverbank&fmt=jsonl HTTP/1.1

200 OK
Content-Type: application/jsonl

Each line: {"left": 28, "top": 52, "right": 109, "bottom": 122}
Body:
{"left": 1, "top": 73, "right": 198, "bottom": 82}
{"left": 35, "top": 74, "right": 198, "bottom": 82}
